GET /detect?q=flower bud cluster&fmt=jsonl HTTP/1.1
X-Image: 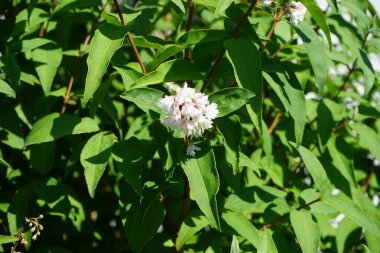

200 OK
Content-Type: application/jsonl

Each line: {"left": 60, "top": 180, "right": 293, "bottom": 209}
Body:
{"left": 25, "top": 214, "right": 44, "bottom": 241}
{"left": 289, "top": 1, "right": 307, "bottom": 25}
{"left": 158, "top": 82, "right": 218, "bottom": 156}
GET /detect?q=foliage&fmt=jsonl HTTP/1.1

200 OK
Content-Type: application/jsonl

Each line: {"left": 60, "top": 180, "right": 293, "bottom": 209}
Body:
{"left": 1, "top": 0, "right": 380, "bottom": 252}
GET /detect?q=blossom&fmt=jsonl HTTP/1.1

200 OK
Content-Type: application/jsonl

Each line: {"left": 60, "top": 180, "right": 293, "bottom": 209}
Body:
{"left": 186, "top": 144, "right": 202, "bottom": 157}
{"left": 158, "top": 82, "right": 218, "bottom": 156}
{"left": 289, "top": 1, "right": 307, "bottom": 25}
{"left": 263, "top": 0, "right": 273, "bottom": 7}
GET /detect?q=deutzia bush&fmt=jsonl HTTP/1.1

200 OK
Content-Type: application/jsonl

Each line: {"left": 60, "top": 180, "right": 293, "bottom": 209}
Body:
{"left": 158, "top": 82, "right": 218, "bottom": 156}
{"left": 1, "top": 0, "right": 380, "bottom": 252}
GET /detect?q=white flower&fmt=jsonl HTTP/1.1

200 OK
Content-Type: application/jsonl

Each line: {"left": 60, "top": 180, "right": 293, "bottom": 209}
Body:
{"left": 158, "top": 82, "right": 218, "bottom": 156}
{"left": 290, "top": 1, "right": 307, "bottom": 25}
{"left": 263, "top": 0, "right": 273, "bottom": 7}
{"left": 186, "top": 144, "right": 201, "bottom": 157}
{"left": 343, "top": 97, "right": 359, "bottom": 110}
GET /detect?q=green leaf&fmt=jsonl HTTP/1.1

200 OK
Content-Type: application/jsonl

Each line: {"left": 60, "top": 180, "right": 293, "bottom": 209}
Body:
{"left": 209, "top": 87, "right": 255, "bottom": 118}
{"left": 225, "top": 3, "right": 262, "bottom": 46}
{"left": 293, "top": 143, "right": 331, "bottom": 193}
{"left": 20, "top": 38, "right": 52, "bottom": 52}
{"left": 263, "top": 73, "right": 290, "bottom": 112}
{"left": 350, "top": 123, "right": 380, "bottom": 162}
{"left": 216, "top": 115, "right": 241, "bottom": 174}
{"left": 80, "top": 131, "right": 115, "bottom": 198}
{"left": 317, "top": 99, "right": 345, "bottom": 149}
{"left": 294, "top": 22, "right": 329, "bottom": 93}
{"left": 131, "top": 59, "right": 204, "bottom": 88}
{"left": 26, "top": 113, "right": 99, "bottom": 146}
{"left": 180, "top": 142, "right": 220, "bottom": 230}
{"left": 326, "top": 136, "right": 356, "bottom": 186}
{"left": 324, "top": 193, "right": 380, "bottom": 238}
{"left": 0, "top": 157, "right": 12, "bottom": 170}
{"left": 327, "top": 0, "right": 338, "bottom": 11}
{"left": 356, "top": 48, "right": 375, "bottom": 95}
{"left": 276, "top": 72, "right": 306, "bottom": 145}
{"left": 120, "top": 87, "right": 165, "bottom": 114}
{"left": 257, "top": 230, "right": 278, "bottom": 253}
{"left": 215, "top": 0, "right": 234, "bottom": 16}
{"left": 83, "top": 23, "right": 128, "bottom": 104}
{"left": 113, "top": 66, "right": 143, "bottom": 89}
{"left": 192, "top": 0, "right": 217, "bottom": 10}
{"left": 1, "top": 54, "right": 20, "bottom": 88}
{"left": 171, "top": 0, "right": 185, "bottom": 13}
{"left": 0, "top": 79, "right": 16, "bottom": 98}
{"left": 300, "top": 0, "right": 332, "bottom": 51}
{"left": 290, "top": 210, "right": 320, "bottom": 253}
{"left": 147, "top": 29, "right": 228, "bottom": 69}
{"left": 363, "top": 244, "right": 373, "bottom": 253}
{"left": 230, "top": 235, "right": 240, "bottom": 253}
{"left": 176, "top": 211, "right": 210, "bottom": 250}
{"left": 0, "top": 103, "right": 24, "bottom": 149}
{"left": 112, "top": 138, "right": 142, "bottom": 196}
{"left": 222, "top": 212, "right": 261, "bottom": 248}
{"left": 54, "top": 0, "right": 102, "bottom": 13}
{"left": 89, "top": 72, "right": 118, "bottom": 117}
{"left": 225, "top": 38, "right": 263, "bottom": 132}
{"left": 7, "top": 185, "right": 32, "bottom": 234}
{"left": 238, "top": 152, "right": 261, "bottom": 176}
{"left": 32, "top": 43, "right": 62, "bottom": 96}
{"left": 30, "top": 142, "right": 55, "bottom": 174}
{"left": 0, "top": 235, "right": 18, "bottom": 245}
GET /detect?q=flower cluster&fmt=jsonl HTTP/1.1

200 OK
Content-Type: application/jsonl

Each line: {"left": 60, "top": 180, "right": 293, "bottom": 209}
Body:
{"left": 25, "top": 214, "right": 44, "bottom": 241}
{"left": 158, "top": 82, "right": 218, "bottom": 156}
{"left": 289, "top": 1, "right": 307, "bottom": 25}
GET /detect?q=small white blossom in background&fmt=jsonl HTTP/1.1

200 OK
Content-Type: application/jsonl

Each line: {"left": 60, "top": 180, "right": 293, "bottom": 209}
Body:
{"left": 371, "top": 91, "right": 380, "bottom": 107}
{"left": 343, "top": 97, "right": 359, "bottom": 110}
{"left": 289, "top": 1, "right": 307, "bottom": 25}
{"left": 186, "top": 144, "right": 202, "bottom": 157}
{"left": 263, "top": 0, "right": 273, "bottom": 7}
{"left": 367, "top": 153, "right": 380, "bottom": 167}
{"left": 157, "top": 82, "right": 218, "bottom": 157}
{"left": 330, "top": 213, "right": 345, "bottom": 229}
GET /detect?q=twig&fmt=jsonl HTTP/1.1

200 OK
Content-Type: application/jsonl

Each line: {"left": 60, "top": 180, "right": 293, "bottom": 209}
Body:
{"left": 262, "top": 0, "right": 287, "bottom": 47}
{"left": 332, "top": 119, "right": 349, "bottom": 132}
{"left": 362, "top": 170, "right": 374, "bottom": 192}
{"left": 201, "top": 0, "right": 258, "bottom": 92}
{"left": 60, "top": 2, "right": 108, "bottom": 114}
{"left": 11, "top": 225, "right": 25, "bottom": 253}
{"left": 268, "top": 111, "right": 281, "bottom": 134}
{"left": 260, "top": 197, "right": 320, "bottom": 231}
{"left": 113, "top": 0, "right": 147, "bottom": 74}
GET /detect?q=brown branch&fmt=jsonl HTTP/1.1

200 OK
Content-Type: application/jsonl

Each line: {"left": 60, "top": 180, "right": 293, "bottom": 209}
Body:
{"left": 268, "top": 111, "right": 281, "bottom": 134}
{"left": 362, "top": 170, "right": 374, "bottom": 192}
{"left": 262, "top": 0, "right": 287, "bottom": 48}
{"left": 113, "top": 0, "right": 147, "bottom": 74}
{"left": 61, "top": 2, "right": 108, "bottom": 114}
{"left": 38, "top": 23, "right": 46, "bottom": 37}
{"left": 201, "top": 0, "right": 258, "bottom": 92}
{"left": 260, "top": 197, "right": 320, "bottom": 231}
{"left": 11, "top": 225, "right": 25, "bottom": 253}
{"left": 332, "top": 119, "right": 349, "bottom": 132}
